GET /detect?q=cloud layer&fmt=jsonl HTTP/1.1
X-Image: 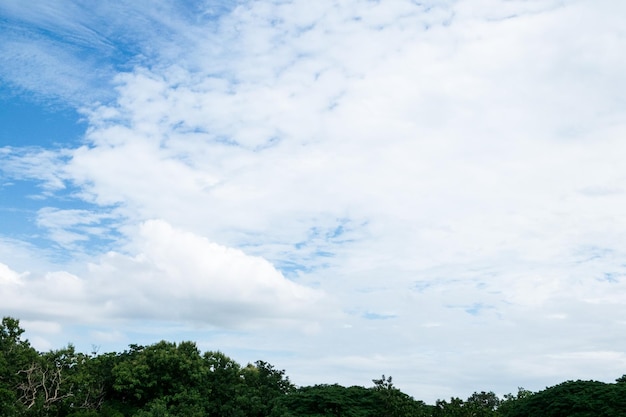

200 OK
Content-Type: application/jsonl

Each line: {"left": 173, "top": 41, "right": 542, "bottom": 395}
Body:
{"left": 1, "top": 0, "right": 626, "bottom": 402}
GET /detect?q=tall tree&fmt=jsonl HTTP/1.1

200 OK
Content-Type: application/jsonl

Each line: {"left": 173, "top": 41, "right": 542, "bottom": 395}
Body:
{"left": 0, "top": 317, "right": 38, "bottom": 416}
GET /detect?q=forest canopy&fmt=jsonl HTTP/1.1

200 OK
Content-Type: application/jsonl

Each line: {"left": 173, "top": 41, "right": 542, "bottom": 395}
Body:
{"left": 1, "top": 317, "right": 625, "bottom": 417}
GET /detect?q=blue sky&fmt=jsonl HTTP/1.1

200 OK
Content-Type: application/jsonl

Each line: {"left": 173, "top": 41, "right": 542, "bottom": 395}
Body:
{"left": 2, "top": 0, "right": 626, "bottom": 403}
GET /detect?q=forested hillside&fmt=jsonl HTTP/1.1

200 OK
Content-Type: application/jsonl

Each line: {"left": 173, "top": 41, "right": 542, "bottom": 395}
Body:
{"left": 2, "top": 317, "right": 625, "bottom": 417}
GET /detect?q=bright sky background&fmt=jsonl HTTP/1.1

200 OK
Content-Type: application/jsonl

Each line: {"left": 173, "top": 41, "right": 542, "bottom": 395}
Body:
{"left": 1, "top": 0, "right": 626, "bottom": 404}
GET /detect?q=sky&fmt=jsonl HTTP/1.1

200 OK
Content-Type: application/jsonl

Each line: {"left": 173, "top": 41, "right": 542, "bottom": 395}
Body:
{"left": 1, "top": 0, "right": 626, "bottom": 404}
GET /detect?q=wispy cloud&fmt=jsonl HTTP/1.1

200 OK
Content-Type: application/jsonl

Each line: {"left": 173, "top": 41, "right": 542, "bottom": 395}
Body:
{"left": 0, "top": 146, "right": 71, "bottom": 191}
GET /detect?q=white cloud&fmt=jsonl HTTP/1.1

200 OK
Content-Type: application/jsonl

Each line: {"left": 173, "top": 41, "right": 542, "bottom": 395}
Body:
{"left": 89, "top": 219, "right": 330, "bottom": 326}
{"left": 0, "top": 147, "right": 71, "bottom": 191}
{"left": 0, "top": 262, "right": 23, "bottom": 284}
{"left": 35, "top": 207, "right": 120, "bottom": 248}
{"left": 0, "top": 220, "right": 329, "bottom": 328}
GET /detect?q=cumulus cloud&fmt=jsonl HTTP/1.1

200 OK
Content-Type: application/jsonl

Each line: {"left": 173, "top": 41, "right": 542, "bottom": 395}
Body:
{"left": 90, "top": 219, "right": 329, "bottom": 326}
{"left": 0, "top": 262, "right": 23, "bottom": 284}
{"left": 0, "top": 219, "right": 330, "bottom": 331}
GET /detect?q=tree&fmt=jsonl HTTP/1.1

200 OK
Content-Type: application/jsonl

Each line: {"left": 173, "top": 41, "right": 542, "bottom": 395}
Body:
{"left": 0, "top": 317, "right": 38, "bottom": 416}
{"left": 238, "top": 360, "right": 294, "bottom": 417}
{"left": 504, "top": 380, "right": 626, "bottom": 417}
{"left": 201, "top": 350, "right": 244, "bottom": 417}
{"left": 433, "top": 397, "right": 466, "bottom": 417}
{"left": 464, "top": 391, "right": 500, "bottom": 417}
{"left": 272, "top": 384, "right": 379, "bottom": 417}
{"left": 111, "top": 341, "right": 208, "bottom": 416}
{"left": 498, "top": 387, "right": 533, "bottom": 416}
{"left": 372, "top": 375, "right": 430, "bottom": 417}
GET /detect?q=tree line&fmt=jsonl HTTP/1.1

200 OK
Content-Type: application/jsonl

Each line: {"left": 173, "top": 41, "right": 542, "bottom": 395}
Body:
{"left": 2, "top": 317, "right": 625, "bottom": 416}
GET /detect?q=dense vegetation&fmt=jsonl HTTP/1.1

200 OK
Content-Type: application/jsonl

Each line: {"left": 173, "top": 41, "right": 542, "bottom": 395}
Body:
{"left": 2, "top": 317, "right": 625, "bottom": 416}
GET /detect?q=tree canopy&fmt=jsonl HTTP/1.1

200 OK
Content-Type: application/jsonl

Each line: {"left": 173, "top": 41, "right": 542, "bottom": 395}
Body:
{"left": 1, "top": 317, "right": 624, "bottom": 417}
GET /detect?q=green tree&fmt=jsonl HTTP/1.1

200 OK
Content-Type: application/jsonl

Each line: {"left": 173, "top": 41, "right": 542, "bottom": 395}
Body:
{"left": 433, "top": 391, "right": 501, "bottom": 417}
{"left": 133, "top": 399, "right": 173, "bottom": 417}
{"left": 238, "top": 359, "right": 294, "bottom": 417}
{"left": 504, "top": 380, "right": 626, "bottom": 417}
{"left": 201, "top": 350, "right": 244, "bottom": 417}
{"left": 273, "top": 383, "right": 378, "bottom": 417}
{"left": 372, "top": 375, "right": 430, "bottom": 417}
{"left": 433, "top": 397, "right": 466, "bottom": 417}
{"left": 464, "top": 391, "right": 500, "bottom": 417}
{"left": 18, "top": 345, "right": 85, "bottom": 415}
{"left": 111, "top": 341, "right": 208, "bottom": 416}
{"left": 0, "top": 317, "right": 39, "bottom": 416}
{"left": 498, "top": 387, "right": 533, "bottom": 416}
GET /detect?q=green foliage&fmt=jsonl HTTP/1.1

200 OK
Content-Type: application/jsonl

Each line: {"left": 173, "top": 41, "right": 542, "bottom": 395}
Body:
{"left": 121, "top": 341, "right": 204, "bottom": 399}
{"left": 434, "top": 392, "right": 500, "bottom": 417}
{"left": 372, "top": 375, "right": 431, "bottom": 417}
{"left": 272, "top": 378, "right": 431, "bottom": 417}
{"left": 4, "top": 316, "right": 626, "bottom": 417}
{"left": 0, "top": 317, "right": 38, "bottom": 416}
{"left": 504, "top": 379, "right": 626, "bottom": 417}
{"left": 239, "top": 360, "right": 295, "bottom": 417}
{"left": 106, "top": 341, "right": 293, "bottom": 416}
{"left": 273, "top": 384, "right": 379, "bottom": 416}
{"left": 133, "top": 399, "right": 173, "bottom": 417}
{"left": 497, "top": 387, "right": 533, "bottom": 416}
{"left": 465, "top": 391, "right": 500, "bottom": 417}
{"left": 109, "top": 341, "right": 210, "bottom": 415}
